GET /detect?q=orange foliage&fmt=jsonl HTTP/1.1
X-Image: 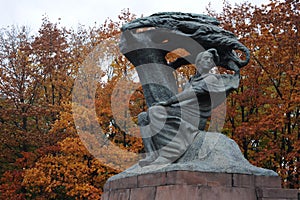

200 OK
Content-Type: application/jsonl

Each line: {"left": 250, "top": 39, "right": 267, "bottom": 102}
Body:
{"left": 22, "top": 137, "right": 118, "bottom": 199}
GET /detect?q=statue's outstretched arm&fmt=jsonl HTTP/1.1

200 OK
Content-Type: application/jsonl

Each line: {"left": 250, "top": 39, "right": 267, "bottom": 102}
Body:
{"left": 153, "top": 85, "right": 204, "bottom": 106}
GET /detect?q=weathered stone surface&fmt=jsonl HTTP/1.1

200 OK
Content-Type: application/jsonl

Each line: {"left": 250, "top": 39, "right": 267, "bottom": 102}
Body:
{"left": 232, "top": 174, "right": 255, "bottom": 188}
{"left": 166, "top": 171, "right": 233, "bottom": 187}
{"left": 109, "top": 176, "right": 137, "bottom": 190}
{"left": 102, "top": 172, "right": 299, "bottom": 200}
{"left": 130, "top": 187, "right": 156, "bottom": 200}
{"left": 198, "top": 186, "right": 257, "bottom": 200}
{"left": 256, "top": 188, "right": 299, "bottom": 199}
{"left": 106, "top": 189, "right": 130, "bottom": 200}
{"left": 137, "top": 172, "right": 167, "bottom": 187}
{"left": 155, "top": 185, "right": 198, "bottom": 200}
{"left": 255, "top": 175, "right": 282, "bottom": 189}
{"left": 107, "top": 131, "right": 277, "bottom": 182}
{"left": 101, "top": 191, "right": 110, "bottom": 200}
{"left": 166, "top": 171, "right": 208, "bottom": 185}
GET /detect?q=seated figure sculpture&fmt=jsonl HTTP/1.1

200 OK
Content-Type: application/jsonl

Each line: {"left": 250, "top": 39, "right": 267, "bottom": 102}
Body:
{"left": 110, "top": 12, "right": 277, "bottom": 178}
{"left": 139, "top": 48, "right": 240, "bottom": 167}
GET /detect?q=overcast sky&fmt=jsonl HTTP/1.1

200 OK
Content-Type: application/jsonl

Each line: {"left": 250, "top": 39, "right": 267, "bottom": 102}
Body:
{"left": 0, "top": 0, "right": 271, "bottom": 33}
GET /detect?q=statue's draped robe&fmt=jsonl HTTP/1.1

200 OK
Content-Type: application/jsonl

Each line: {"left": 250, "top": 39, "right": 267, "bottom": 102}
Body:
{"left": 141, "top": 72, "right": 240, "bottom": 162}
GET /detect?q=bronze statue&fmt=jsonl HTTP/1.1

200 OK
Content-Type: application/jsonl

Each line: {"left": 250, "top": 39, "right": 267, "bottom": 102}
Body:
{"left": 113, "top": 12, "right": 277, "bottom": 177}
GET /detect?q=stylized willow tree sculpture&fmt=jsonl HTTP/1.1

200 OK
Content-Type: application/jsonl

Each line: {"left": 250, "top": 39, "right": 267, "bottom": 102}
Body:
{"left": 120, "top": 12, "right": 250, "bottom": 107}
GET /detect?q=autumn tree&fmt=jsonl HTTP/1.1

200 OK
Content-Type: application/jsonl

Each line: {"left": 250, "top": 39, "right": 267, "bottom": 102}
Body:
{"left": 22, "top": 137, "right": 118, "bottom": 200}
{"left": 0, "top": 18, "right": 81, "bottom": 198}
{"left": 0, "top": 17, "right": 80, "bottom": 167}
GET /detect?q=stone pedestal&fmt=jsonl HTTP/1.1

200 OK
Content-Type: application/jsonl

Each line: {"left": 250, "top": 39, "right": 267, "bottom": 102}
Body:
{"left": 102, "top": 171, "right": 299, "bottom": 200}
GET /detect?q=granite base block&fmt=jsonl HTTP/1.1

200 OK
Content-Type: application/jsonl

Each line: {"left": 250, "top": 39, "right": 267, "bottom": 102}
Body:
{"left": 102, "top": 171, "right": 299, "bottom": 200}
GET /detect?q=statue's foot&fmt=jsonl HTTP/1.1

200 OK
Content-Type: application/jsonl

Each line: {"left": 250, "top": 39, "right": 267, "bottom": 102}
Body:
{"left": 139, "top": 153, "right": 158, "bottom": 167}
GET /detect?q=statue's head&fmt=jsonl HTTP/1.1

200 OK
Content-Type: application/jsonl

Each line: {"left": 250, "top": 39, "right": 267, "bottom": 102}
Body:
{"left": 195, "top": 48, "right": 219, "bottom": 74}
